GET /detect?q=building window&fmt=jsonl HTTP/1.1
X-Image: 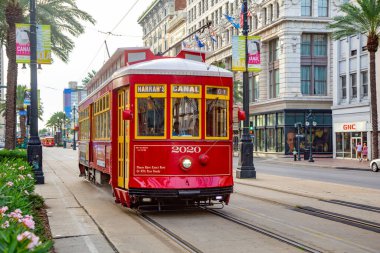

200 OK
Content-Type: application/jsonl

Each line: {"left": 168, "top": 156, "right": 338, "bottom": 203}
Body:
{"left": 276, "top": 2, "right": 280, "bottom": 18}
{"left": 301, "top": 66, "right": 327, "bottom": 95}
{"left": 361, "top": 71, "right": 368, "bottom": 98}
{"left": 340, "top": 75, "right": 347, "bottom": 99}
{"left": 301, "top": 34, "right": 311, "bottom": 56}
{"left": 254, "top": 75, "right": 259, "bottom": 101}
{"left": 270, "top": 69, "right": 280, "bottom": 98}
{"left": 314, "top": 35, "right": 327, "bottom": 56}
{"left": 314, "top": 66, "right": 327, "bottom": 95}
{"left": 269, "top": 39, "right": 279, "bottom": 62}
{"left": 301, "top": 66, "right": 311, "bottom": 94}
{"left": 350, "top": 73, "right": 357, "bottom": 98}
{"left": 263, "top": 8, "right": 267, "bottom": 25}
{"left": 301, "top": 0, "right": 312, "bottom": 16}
{"left": 318, "top": 0, "right": 328, "bottom": 17}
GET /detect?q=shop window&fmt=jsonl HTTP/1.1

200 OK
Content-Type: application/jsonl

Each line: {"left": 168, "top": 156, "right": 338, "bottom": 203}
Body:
{"left": 256, "top": 129, "right": 265, "bottom": 151}
{"left": 277, "top": 127, "right": 284, "bottom": 152}
{"left": 257, "top": 115, "right": 265, "bottom": 127}
{"left": 267, "top": 114, "right": 276, "bottom": 126}
{"left": 277, "top": 113, "right": 284, "bottom": 125}
{"left": 267, "top": 128, "right": 276, "bottom": 152}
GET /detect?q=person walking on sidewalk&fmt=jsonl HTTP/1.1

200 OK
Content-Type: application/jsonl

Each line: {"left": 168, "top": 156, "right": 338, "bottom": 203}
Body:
{"left": 362, "top": 143, "right": 368, "bottom": 161}
{"left": 356, "top": 142, "right": 363, "bottom": 162}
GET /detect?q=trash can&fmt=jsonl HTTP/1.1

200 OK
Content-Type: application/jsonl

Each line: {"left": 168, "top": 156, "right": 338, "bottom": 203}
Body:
{"left": 304, "top": 149, "right": 310, "bottom": 160}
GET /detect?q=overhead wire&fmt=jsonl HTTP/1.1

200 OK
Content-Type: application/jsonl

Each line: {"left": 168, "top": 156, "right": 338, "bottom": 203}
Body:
{"left": 78, "top": 0, "right": 139, "bottom": 81}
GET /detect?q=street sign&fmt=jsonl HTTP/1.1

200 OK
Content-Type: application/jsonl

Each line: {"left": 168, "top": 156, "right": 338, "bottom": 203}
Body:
{"left": 296, "top": 134, "right": 304, "bottom": 138}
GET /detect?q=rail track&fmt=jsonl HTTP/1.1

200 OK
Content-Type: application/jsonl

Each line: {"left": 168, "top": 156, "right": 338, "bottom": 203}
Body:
{"left": 205, "top": 208, "right": 323, "bottom": 253}
{"left": 235, "top": 181, "right": 380, "bottom": 214}
{"left": 136, "top": 210, "right": 203, "bottom": 253}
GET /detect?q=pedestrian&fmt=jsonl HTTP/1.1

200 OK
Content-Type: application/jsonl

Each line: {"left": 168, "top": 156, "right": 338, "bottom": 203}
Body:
{"left": 362, "top": 143, "right": 368, "bottom": 161}
{"left": 356, "top": 142, "right": 363, "bottom": 161}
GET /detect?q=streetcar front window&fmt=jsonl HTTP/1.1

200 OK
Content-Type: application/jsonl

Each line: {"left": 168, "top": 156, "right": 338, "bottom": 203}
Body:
{"left": 206, "top": 99, "right": 228, "bottom": 137}
{"left": 172, "top": 97, "right": 200, "bottom": 137}
{"left": 137, "top": 97, "right": 165, "bottom": 136}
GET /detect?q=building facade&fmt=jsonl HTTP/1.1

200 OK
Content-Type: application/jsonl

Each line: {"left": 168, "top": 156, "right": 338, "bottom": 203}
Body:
{"left": 138, "top": 0, "right": 187, "bottom": 55}
{"left": 63, "top": 81, "right": 86, "bottom": 127}
{"left": 332, "top": 34, "right": 380, "bottom": 160}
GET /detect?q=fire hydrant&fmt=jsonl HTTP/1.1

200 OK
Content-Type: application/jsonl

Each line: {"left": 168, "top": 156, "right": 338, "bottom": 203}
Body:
{"left": 293, "top": 150, "right": 297, "bottom": 161}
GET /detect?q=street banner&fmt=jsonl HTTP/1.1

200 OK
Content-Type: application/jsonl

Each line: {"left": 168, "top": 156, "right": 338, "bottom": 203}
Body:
{"left": 24, "top": 89, "right": 31, "bottom": 106}
{"left": 232, "top": 35, "right": 261, "bottom": 72}
{"left": 247, "top": 36, "right": 261, "bottom": 72}
{"left": 232, "top": 36, "right": 246, "bottom": 71}
{"left": 16, "top": 24, "right": 52, "bottom": 64}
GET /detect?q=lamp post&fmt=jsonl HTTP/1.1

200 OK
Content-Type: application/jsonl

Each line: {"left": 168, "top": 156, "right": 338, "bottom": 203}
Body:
{"left": 294, "top": 122, "right": 303, "bottom": 161}
{"left": 27, "top": 0, "right": 44, "bottom": 184}
{"left": 236, "top": 0, "right": 256, "bottom": 179}
{"left": 306, "top": 110, "right": 316, "bottom": 162}
{"left": 72, "top": 104, "right": 77, "bottom": 150}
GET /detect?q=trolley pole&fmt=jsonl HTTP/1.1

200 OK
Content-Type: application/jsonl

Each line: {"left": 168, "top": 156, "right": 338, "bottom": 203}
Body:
{"left": 27, "top": 0, "right": 44, "bottom": 184}
{"left": 236, "top": 0, "right": 256, "bottom": 179}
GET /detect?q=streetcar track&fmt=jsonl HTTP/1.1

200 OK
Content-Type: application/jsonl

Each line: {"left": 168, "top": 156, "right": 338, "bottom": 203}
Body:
{"left": 320, "top": 199, "right": 380, "bottom": 213}
{"left": 233, "top": 191, "right": 380, "bottom": 234}
{"left": 136, "top": 211, "right": 203, "bottom": 253}
{"left": 235, "top": 181, "right": 380, "bottom": 213}
{"left": 294, "top": 206, "right": 380, "bottom": 233}
{"left": 205, "top": 208, "right": 323, "bottom": 253}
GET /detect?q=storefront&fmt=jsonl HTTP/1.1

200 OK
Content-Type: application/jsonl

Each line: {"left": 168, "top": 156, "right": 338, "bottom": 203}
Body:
{"left": 334, "top": 121, "right": 369, "bottom": 159}
{"left": 250, "top": 109, "right": 332, "bottom": 155}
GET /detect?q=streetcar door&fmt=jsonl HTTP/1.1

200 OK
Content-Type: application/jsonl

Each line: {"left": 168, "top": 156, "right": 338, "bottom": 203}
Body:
{"left": 117, "top": 88, "right": 130, "bottom": 188}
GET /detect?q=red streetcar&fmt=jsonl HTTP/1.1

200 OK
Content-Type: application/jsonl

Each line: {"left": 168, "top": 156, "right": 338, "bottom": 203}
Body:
{"left": 41, "top": 137, "right": 55, "bottom": 147}
{"left": 78, "top": 48, "right": 234, "bottom": 209}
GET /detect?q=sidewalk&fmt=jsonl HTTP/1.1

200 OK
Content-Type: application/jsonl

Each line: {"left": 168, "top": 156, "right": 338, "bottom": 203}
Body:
{"left": 254, "top": 156, "right": 371, "bottom": 171}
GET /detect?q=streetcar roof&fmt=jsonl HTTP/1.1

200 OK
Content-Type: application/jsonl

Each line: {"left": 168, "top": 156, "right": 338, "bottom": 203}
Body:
{"left": 113, "top": 58, "right": 233, "bottom": 78}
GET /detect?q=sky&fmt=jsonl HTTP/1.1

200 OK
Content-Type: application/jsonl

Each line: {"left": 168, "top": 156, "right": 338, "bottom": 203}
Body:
{"left": 5, "top": 0, "right": 153, "bottom": 127}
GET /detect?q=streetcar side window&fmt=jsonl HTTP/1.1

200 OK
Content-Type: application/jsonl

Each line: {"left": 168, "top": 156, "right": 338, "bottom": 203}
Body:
{"left": 170, "top": 84, "right": 202, "bottom": 139}
{"left": 137, "top": 97, "right": 165, "bottom": 137}
{"left": 205, "top": 86, "right": 229, "bottom": 139}
{"left": 172, "top": 97, "right": 200, "bottom": 138}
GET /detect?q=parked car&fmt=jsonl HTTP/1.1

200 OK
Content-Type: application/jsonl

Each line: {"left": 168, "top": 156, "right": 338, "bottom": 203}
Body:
{"left": 370, "top": 159, "right": 380, "bottom": 172}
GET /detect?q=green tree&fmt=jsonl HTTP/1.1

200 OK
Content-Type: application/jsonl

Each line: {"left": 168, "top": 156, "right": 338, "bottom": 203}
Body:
{"left": 233, "top": 80, "right": 243, "bottom": 104}
{"left": 82, "top": 70, "right": 97, "bottom": 86}
{"left": 328, "top": 0, "right": 380, "bottom": 159}
{"left": 0, "top": 0, "right": 95, "bottom": 149}
{"left": 45, "top": 111, "right": 67, "bottom": 138}
{"left": 0, "top": 85, "right": 44, "bottom": 138}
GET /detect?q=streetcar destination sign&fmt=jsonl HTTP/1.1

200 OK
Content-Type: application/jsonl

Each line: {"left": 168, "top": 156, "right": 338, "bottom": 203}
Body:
{"left": 172, "top": 85, "right": 200, "bottom": 94}
{"left": 137, "top": 85, "right": 165, "bottom": 93}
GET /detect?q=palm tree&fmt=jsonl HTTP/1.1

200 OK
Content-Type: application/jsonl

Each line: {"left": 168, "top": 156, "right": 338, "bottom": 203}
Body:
{"left": 82, "top": 70, "right": 97, "bottom": 86}
{"left": 328, "top": 0, "right": 380, "bottom": 159}
{"left": 0, "top": 84, "right": 44, "bottom": 138}
{"left": 0, "top": 0, "right": 95, "bottom": 149}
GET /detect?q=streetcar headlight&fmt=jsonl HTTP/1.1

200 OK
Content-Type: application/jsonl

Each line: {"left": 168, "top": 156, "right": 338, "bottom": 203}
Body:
{"left": 182, "top": 158, "right": 192, "bottom": 169}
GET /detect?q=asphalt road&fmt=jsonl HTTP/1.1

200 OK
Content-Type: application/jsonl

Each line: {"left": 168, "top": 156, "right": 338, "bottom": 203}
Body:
{"left": 234, "top": 157, "right": 380, "bottom": 190}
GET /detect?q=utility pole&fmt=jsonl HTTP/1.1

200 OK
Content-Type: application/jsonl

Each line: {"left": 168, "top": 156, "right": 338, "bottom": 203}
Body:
{"left": 27, "top": 0, "right": 44, "bottom": 184}
{"left": 236, "top": 0, "right": 256, "bottom": 179}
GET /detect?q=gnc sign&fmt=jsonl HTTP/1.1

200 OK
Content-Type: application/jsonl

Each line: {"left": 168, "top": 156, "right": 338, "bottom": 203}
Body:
{"left": 343, "top": 124, "right": 356, "bottom": 131}
{"left": 334, "top": 121, "right": 367, "bottom": 132}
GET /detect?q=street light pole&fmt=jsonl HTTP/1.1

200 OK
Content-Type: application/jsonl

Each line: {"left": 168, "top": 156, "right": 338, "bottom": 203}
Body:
{"left": 236, "top": 0, "right": 256, "bottom": 179}
{"left": 27, "top": 0, "right": 44, "bottom": 184}
{"left": 306, "top": 110, "right": 315, "bottom": 163}
{"left": 72, "top": 105, "right": 76, "bottom": 151}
